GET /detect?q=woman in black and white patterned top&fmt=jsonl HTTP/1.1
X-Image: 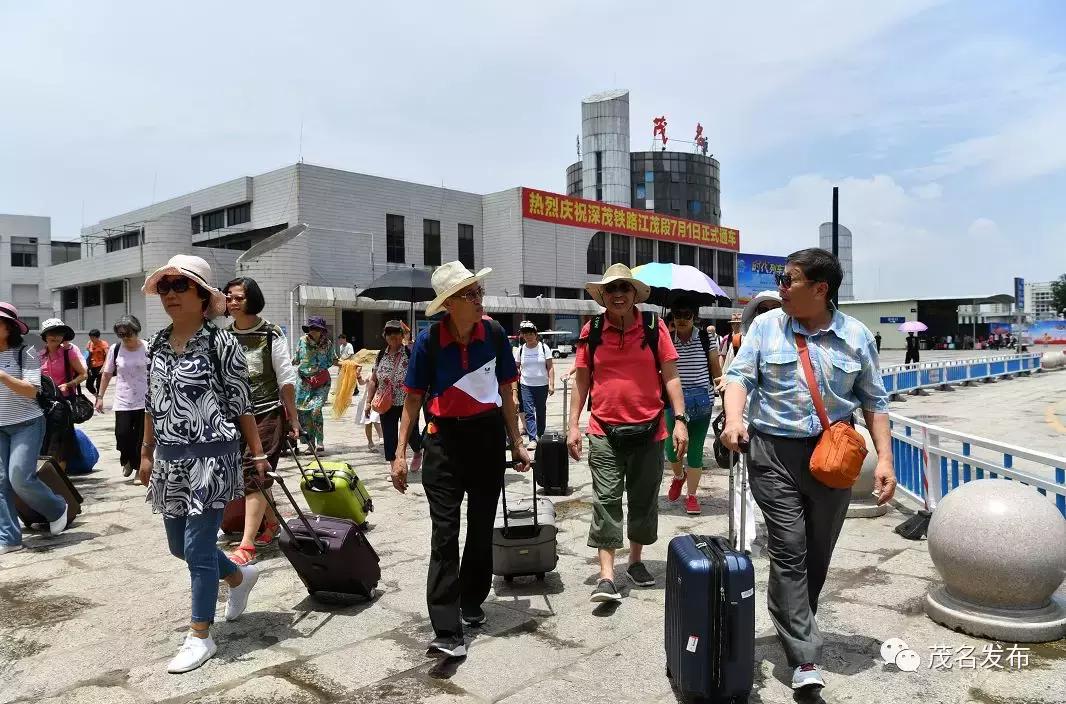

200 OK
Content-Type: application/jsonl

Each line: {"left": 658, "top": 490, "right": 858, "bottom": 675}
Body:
{"left": 138, "top": 254, "right": 269, "bottom": 675}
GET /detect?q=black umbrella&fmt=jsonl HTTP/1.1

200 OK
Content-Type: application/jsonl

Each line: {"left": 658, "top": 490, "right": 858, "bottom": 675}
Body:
{"left": 359, "top": 265, "right": 435, "bottom": 328}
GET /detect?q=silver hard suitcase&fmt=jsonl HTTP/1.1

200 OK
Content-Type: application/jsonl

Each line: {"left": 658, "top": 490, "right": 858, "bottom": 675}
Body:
{"left": 493, "top": 461, "right": 558, "bottom": 582}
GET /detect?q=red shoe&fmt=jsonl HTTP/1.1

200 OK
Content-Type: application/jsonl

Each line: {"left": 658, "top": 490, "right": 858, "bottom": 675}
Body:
{"left": 667, "top": 477, "right": 684, "bottom": 502}
{"left": 685, "top": 495, "right": 701, "bottom": 515}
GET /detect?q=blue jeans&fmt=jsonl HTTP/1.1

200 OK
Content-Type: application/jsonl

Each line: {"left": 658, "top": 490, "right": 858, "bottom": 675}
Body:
{"left": 163, "top": 509, "right": 238, "bottom": 623}
{"left": 520, "top": 384, "right": 549, "bottom": 440}
{"left": 0, "top": 416, "right": 63, "bottom": 547}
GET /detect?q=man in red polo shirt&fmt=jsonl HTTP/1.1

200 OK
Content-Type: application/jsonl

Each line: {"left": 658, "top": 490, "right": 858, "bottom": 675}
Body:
{"left": 567, "top": 263, "right": 688, "bottom": 603}
{"left": 393, "top": 261, "right": 531, "bottom": 659}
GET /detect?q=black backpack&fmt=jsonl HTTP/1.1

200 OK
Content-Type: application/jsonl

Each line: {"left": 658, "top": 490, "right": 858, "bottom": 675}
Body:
{"left": 16, "top": 346, "right": 72, "bottom": 443}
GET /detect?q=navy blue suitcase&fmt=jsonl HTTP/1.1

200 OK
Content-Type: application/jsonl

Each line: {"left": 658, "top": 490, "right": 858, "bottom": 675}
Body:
{"left": 665, "top": 533, "right": 755, "bottom": 702}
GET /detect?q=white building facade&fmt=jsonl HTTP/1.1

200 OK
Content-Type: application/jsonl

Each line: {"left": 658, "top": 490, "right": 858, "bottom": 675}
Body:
{"left": 1, "top": 214, "right": 79, "bottom": 331}
{"left": 48, "top": 163, "right": 741, "bottom": 349}
{"left": 1025, "top": 281, "right": 1058, "bottom": 321}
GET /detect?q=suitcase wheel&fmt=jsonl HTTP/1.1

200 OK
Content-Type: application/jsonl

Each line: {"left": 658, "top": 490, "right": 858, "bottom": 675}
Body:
{"left": 504, "top": 576, "right": 514, "bottom": 583}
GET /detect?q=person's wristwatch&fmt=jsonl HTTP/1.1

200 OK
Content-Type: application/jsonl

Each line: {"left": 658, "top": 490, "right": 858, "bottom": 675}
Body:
{"left": 674, "top": 412, "right": 690, "bottom": 425}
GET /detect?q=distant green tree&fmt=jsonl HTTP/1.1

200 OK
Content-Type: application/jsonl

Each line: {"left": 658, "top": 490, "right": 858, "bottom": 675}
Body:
{"left": 1052, "top": 274, "right": 1066, "bottom": 317}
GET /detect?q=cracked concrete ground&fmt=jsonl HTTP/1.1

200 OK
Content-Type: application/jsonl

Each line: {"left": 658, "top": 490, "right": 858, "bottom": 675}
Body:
{"left": 2, "top": 358, "right": 1064, "bottom": 704}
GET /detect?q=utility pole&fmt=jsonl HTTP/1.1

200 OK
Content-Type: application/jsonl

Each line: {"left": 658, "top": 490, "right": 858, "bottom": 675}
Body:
{"left": 831, "top": 186, "right": 839, "bottom": 306}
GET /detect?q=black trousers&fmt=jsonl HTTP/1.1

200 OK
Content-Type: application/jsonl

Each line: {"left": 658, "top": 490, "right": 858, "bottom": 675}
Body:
{"left": 114, "top": 410, "right": 145, "bottom": 469}
{"left": 87, "top": 365, "right": 103, "bottom": 396}
{"left": 904, "top": 350, "right": 919, "bottom": 364}
{"left": 380, "top": 405, "right": 423, "bottom": 462}
{"left": 421, "top": 411, "right": 506, "bottom": 638}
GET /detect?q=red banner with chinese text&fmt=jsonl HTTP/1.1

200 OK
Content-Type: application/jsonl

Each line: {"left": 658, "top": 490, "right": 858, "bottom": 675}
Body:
{"left": 521, "top": 187, "right": 740, "bottom": 252}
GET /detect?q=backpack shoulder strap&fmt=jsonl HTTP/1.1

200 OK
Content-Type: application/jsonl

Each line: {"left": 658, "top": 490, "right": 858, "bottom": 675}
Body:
{"left": 698, "top": 326, "right": 710, "bottom": 356}
{"left": 17, "top": 345, "right": 24, "bottom": 371}
{"left": 426, "top": 322, "right": 442, "bottom": 389}
{"left": 587, "top": 313, "right": 605, "bottom": 377}
{"left": 641, "top": 311, "right": 661, "bottom": 370}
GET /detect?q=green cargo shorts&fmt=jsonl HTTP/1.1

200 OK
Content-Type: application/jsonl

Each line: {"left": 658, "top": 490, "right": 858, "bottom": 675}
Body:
{"left": 586, "top": 434, "right": 665, "bottom": 550}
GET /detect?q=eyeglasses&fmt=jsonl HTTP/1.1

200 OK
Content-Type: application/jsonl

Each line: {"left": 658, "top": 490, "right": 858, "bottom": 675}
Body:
{"left": 672, "top": 312, "right": 694, "bottom": 321}
{"left": 451, "top": 286, "right": 485, "bottom": 303}
{"left": 604, "top": 282, "right": 633, "bottom": 295}
{"left": 157, "top": 277, "right": 192, "bottom": 295}
{"left": 774, "top": 273, "right": 814, "bottom": 289}
{"left": 116, "top": 329, "right": 133, "bottom": 338}
{"left": 226, "top": 293, "right": 246, "bottom": 303}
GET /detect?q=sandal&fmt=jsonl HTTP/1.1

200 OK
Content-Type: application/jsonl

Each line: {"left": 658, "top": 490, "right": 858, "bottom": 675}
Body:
{"left": 254, "top": 521, "right": 280, "bottom": 547}
{"left": 229, "top": 544, "right": 257, "bottom": 566}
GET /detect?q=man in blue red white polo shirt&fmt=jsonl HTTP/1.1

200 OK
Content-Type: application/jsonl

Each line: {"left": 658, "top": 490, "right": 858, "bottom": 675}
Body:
{"left": 393, "top": 261, "right": 531, "bottom": 659}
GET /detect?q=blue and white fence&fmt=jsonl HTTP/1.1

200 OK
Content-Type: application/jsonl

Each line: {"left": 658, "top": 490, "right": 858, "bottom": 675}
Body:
{"left": 888, "top": 413, "right": 1066, "bottom": 518}
{"left": 880, "top": 353, "right": 1043, "bottom": 396}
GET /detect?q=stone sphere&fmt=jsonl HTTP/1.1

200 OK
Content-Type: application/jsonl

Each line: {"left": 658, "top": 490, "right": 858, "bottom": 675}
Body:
{"left": 1042, "top": 351, "right": 1064, "bottom": 370}
{"left": 928, "top": 479, "right": 1066, "bottom": 609}
{"left": 851, "top": 425, "right": 879, "bottom": 496}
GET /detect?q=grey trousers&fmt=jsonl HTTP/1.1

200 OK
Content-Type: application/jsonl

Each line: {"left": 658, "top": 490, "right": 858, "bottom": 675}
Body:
{"left": 747, "top": 428, "right": 851, "bottom": 666}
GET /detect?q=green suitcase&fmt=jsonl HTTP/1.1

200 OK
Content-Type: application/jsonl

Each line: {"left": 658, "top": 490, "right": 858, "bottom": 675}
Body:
{"left": 293, "top": 447, "right": 374, "bottom": 528}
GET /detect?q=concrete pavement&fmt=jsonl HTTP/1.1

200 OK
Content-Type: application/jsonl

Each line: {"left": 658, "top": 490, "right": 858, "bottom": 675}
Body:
{"left": 2, "top": 358, "right": 1065, "bottom": 704}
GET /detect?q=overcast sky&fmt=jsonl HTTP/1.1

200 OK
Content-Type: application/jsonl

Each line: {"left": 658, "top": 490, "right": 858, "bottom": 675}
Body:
{"left": 2, "top": 0, "right": 1064, "bottom": 298}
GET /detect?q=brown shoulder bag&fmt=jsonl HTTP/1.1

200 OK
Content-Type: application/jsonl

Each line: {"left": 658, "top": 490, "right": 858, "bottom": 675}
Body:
{"left": 795, "top": 334, "right": 867, "bottom": 489}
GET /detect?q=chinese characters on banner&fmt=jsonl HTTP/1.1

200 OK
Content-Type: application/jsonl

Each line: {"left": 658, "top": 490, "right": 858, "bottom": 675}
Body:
{"left": 653, "top": 116, "right": 668, "bottom": 146}
{"left": 522, "top": 187, "right": 740, "bottom": 252}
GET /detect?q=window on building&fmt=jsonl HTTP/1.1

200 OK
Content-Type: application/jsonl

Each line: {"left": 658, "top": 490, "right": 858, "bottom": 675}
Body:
{"left": 226, "top": 203, "right": 251, "bottom": 227}
{"left": 191, "top": 215, "right": 201, "bottom": 234}
{"left": 658, "top": 241, "right": 676, "bottom": 264}
{"left": 716, "top": 250, "right": 736, "bottom": 287}
{"left": 10, "top": 238, "right": 37, "bottom": 267}
{"left": 554, "top": 287, "right": 580, "bottom": 299}
{"left": 679, "top": 244, "right": 696, "bottom": 266}
{"left": 635, "top": 184, "right": 646, "bottom": 200}
{"left": 106, "top": 229, "right": 143, "bottom": 253}
{"left": 82, "top": 284, "right": 101, "bottom": 308}
{"left": 423, "top": 219, "right": 441, "bottom": 266}
{"left": 104, "top": 280, "right": 124, "bottom": 305}
{"left": 61, "top": 288, "right": 78, "bottom": 311}
{"left": 587, "top": 232, "right": 606, "bottom": 275}
{"left": 225, "top": 239, "right": 252, "bottom": 250}
{"left": 21, "top": 316, "right": 39, "bottom": 331}
{"left": 688, "top": 200, "right": 702, "bottom": 216}
{"left": 458, "top": 223, "right": 474, "bottom": 269}
{"left": 635, "top": 238, "right": 654, "bottom": 266}
{"left": 698, "top": 247, "right": 714, "bottom": 279}
{"left": 611, "top": 234, "right": 631, "bottom": 267}
{"left": 522, "top": 285, "right": 551, "bottom": 299}
{"left": 386, "top": 214, "right": 405, "bottom": 264}
{"left": 201, "top": 209, "right": 225, "bottom": 232}
{"left": 51, "top": 241, "right": 80, "bottom": 264}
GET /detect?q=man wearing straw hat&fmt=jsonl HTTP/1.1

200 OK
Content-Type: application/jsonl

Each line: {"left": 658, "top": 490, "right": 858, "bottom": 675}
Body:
{"left": 567, "top": 263, "right": 688, "bottom": 603}
{"left": 392, "top": 261, "right": 531, "bottom": 659}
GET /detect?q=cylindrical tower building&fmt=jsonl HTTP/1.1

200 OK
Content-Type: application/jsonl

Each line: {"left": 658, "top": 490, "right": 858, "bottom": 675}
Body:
{"left": 819, "top": 222, "right": 854, "bottom": 301}
{"left": 580, "top": 90, "right": 631, "bottom": 207}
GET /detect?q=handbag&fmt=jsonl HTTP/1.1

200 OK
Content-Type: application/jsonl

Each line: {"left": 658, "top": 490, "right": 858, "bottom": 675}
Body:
{"left": 682, "top": 386, "right": 714, "bottom": 422}
{"left": 711, "top": 410, "right": 735, "bottom": 469}
{"left": 371, "top": 377, "right": 394, "bottom": 414}
{"left": 594, "top": 413, "right": 660, "bottom": 452}
{"left": 61, "top": 345, "right": 94, "bottom": 424}
{"left": 304, "top": 369, "right": 331, "bottom": 390}
{"left": 795, "top": 334, "right": 868, "bottom": 489}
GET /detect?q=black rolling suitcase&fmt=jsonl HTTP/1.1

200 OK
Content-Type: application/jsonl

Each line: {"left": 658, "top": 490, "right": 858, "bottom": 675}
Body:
{"left": 665, "top": 447, "right": 755, "bottom": 702}
{"left": 264, "top": 471, "right": 380, "bottom": 599}
{"left": 533, "top": 430, "right": 569, "bottom": 496}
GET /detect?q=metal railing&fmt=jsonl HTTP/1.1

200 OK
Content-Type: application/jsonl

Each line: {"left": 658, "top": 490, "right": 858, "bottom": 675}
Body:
{"left": 888, "top": 412, "right": 1066, "bottom": 518}
{"left": 880, "top": 353, "right": 1043, "bottom": 396}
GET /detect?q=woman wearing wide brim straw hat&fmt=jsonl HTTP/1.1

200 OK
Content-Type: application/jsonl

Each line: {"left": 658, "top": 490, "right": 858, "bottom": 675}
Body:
{"left": 583, "top": 263, "right": 652, "bottom": 308}
{"left": 139, "top": 254, "right": 268, "bottom": 674}
{"left": 741, "top": 290, "right": 783, "bottom": 333}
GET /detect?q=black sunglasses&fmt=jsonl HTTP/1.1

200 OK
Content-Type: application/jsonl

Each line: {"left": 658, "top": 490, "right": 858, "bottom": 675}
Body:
{"left": 775, "top": 273, "right": 816, "bottom": 289}
{"left": 157, "top": 277, "right": 192, "bottom": 295}
{"left": 672, "top": 311, "right": 695, "bottom": 320}
{"left": 604, "top": 282, "right": 633, "bottom": 295}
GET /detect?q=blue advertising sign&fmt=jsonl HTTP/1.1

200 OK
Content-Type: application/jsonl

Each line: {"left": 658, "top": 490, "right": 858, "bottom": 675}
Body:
{"left": 736, "top": 252, "right": 787, "bottom": 304}
{"left": 880, "top": 316, "right": 905, "bottom": 324}
{"left": 1014, "top": 277, "right": 1025, "bottom": 311}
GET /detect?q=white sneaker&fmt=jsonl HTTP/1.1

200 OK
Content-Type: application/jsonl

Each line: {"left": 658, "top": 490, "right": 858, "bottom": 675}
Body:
{"left": 224, "top": 564, "right": 259, "bottom": 621}
{"left": 792, "top": 663, "right": 825, "bottom": 689}
{"left": 0, "top": 544, "right": 24, "bottom": 555}
{"left": 49, "top": 505, "right": 69, "bottom": 535}
{"left": 167, "top": 634, "right": 217, "bottom": 674}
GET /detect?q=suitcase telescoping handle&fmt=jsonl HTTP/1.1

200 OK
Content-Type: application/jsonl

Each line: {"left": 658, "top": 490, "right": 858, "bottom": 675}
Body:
{"left": 500, "top": 456, "right": 538, "bottom": 532}
{"left": 261, "top": 470, "right": 328, "bottom": 556}
{"left": 727, "top": 439, "right": 750, "bottom": 552}
{"left": 296, "top": 433, "right": 333, "bottom": 489}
